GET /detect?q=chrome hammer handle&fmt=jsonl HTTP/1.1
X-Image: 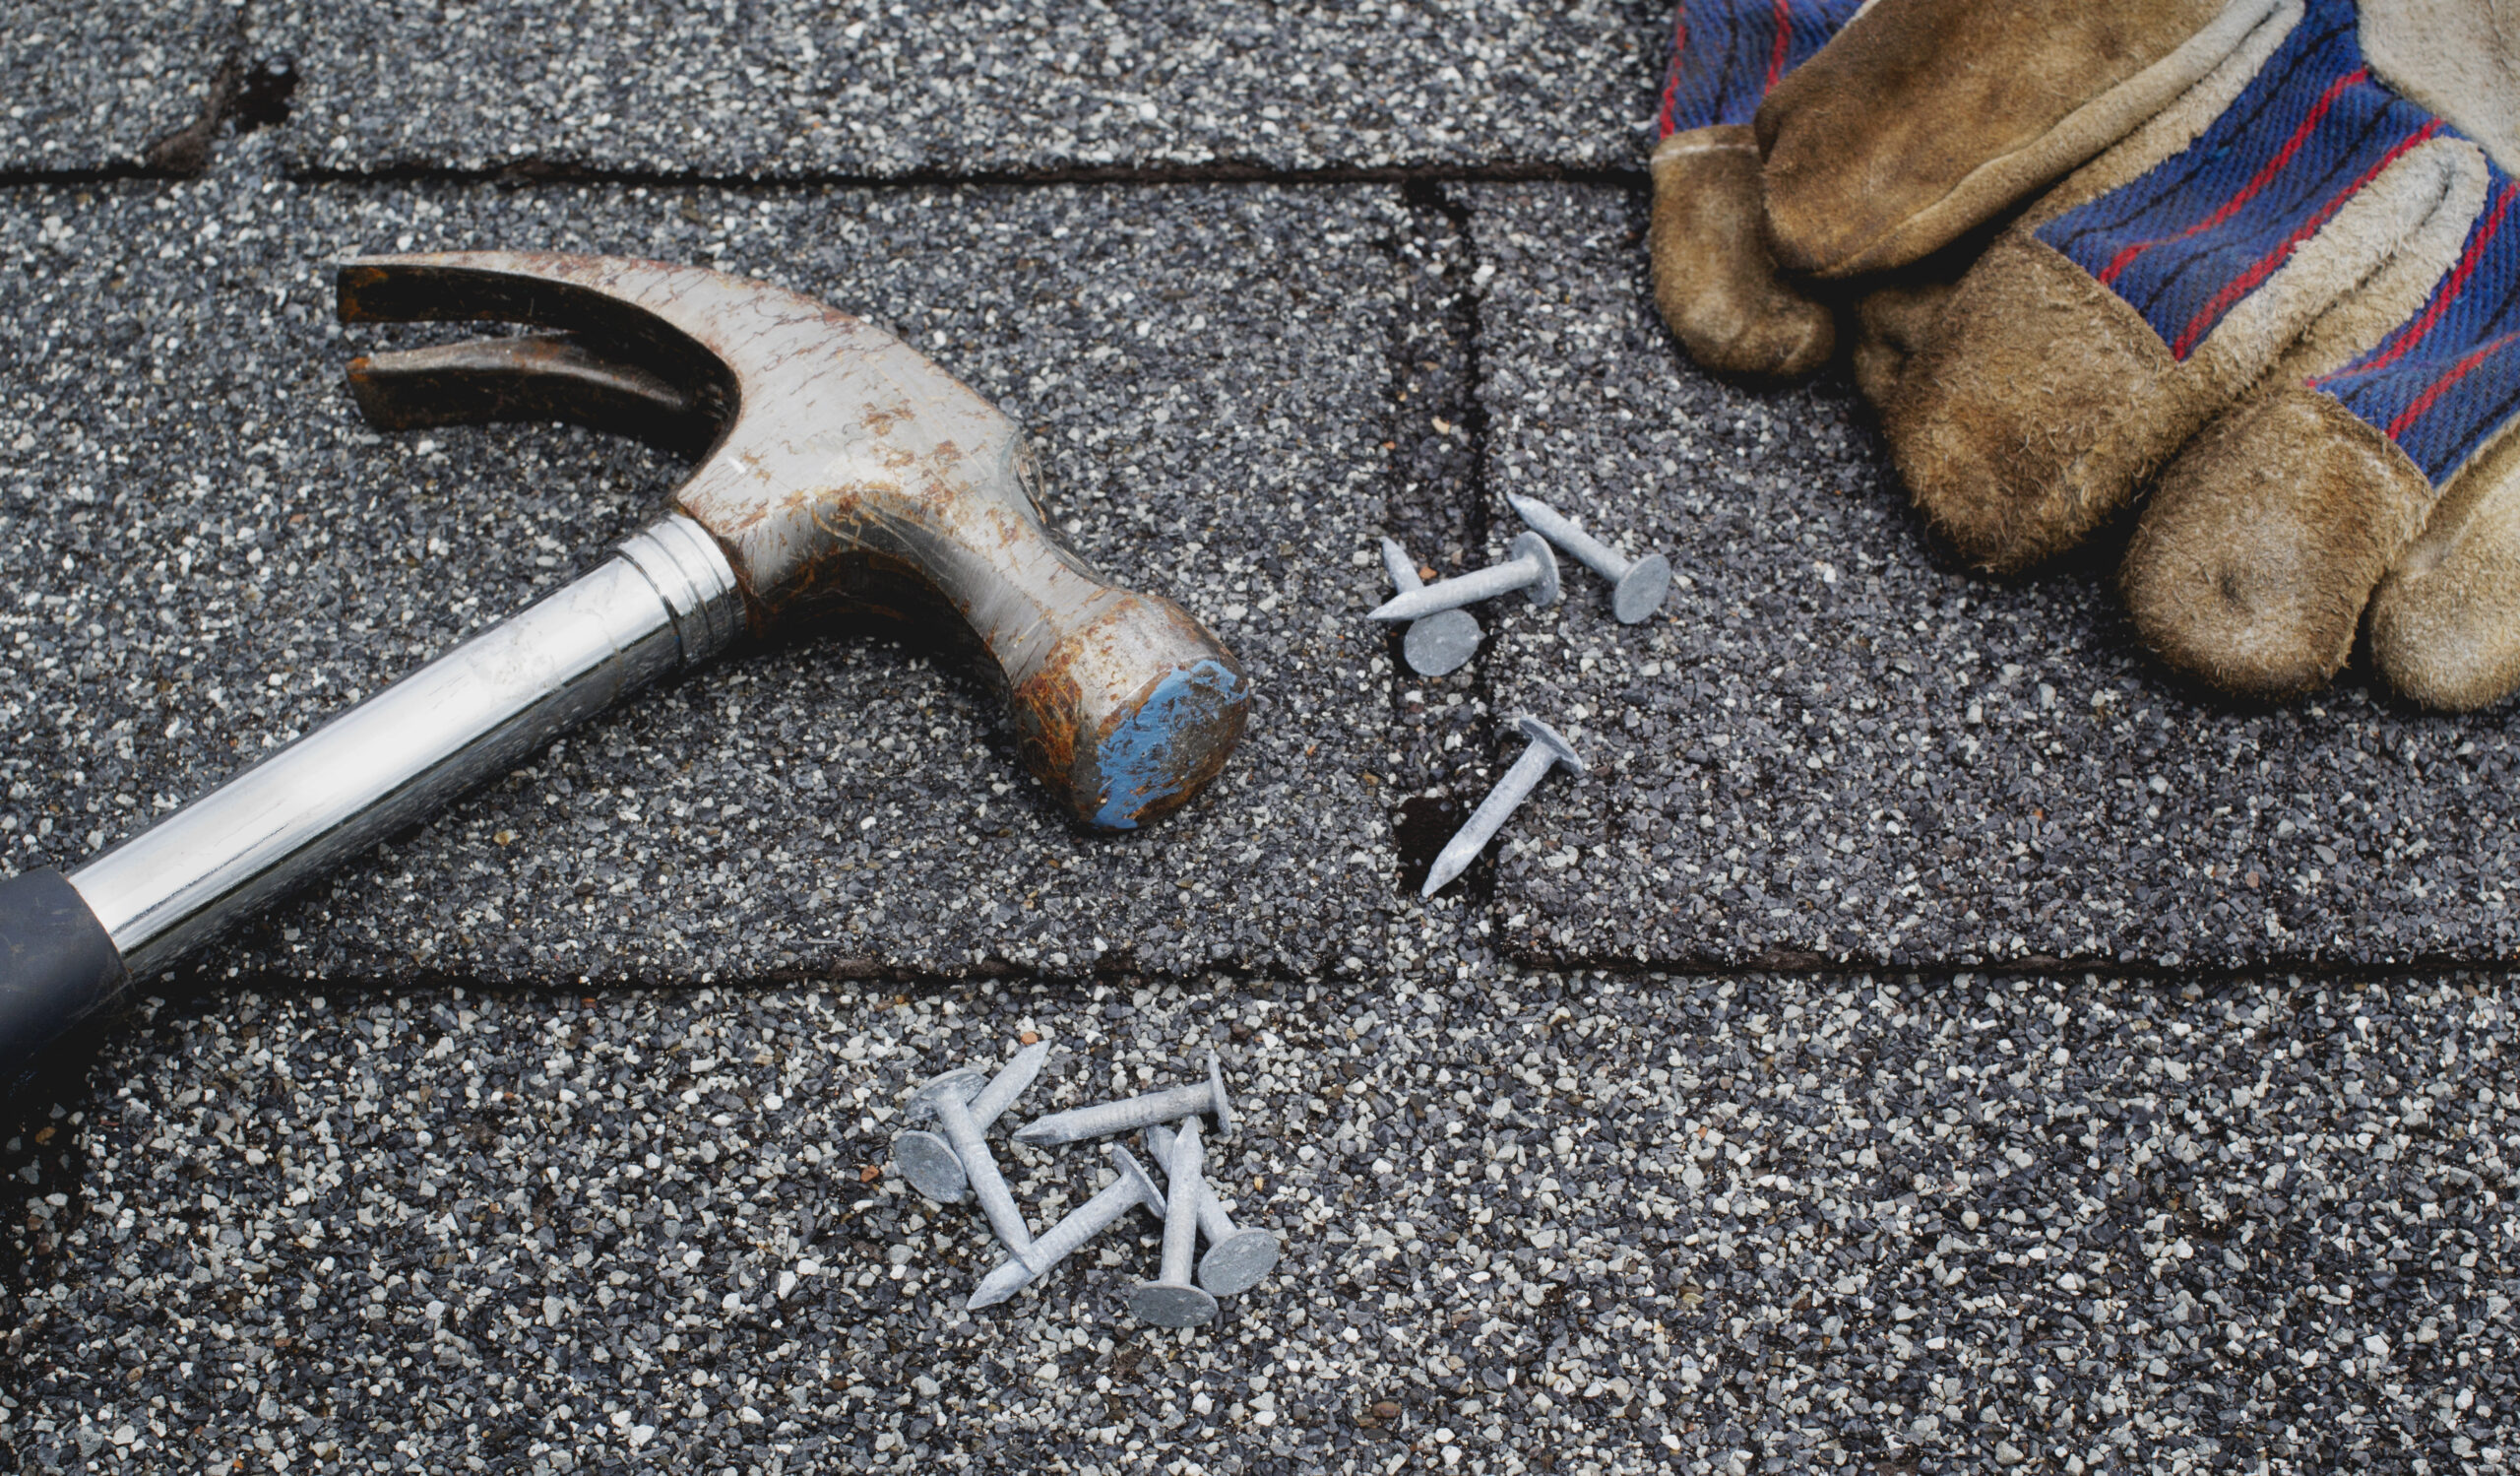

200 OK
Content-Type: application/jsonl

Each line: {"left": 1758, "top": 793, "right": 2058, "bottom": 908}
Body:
{"left": 0, "top": 516, "right": 738, "bottom": 1096}
{"left": 77, "top": 516, "right": 741, "bottom": 974}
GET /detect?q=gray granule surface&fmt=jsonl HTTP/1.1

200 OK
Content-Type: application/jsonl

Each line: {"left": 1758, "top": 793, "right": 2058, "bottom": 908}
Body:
{"left": 263, "top": 1, "right": 1659, "bottom": 179}
{"left": 1468, "top": 181, "right": 2520, "bottom": 973}
{"left": 0, "top": 1, "right": 236, "bottom": 175}
{"left": 8, "top": 970, "right": 2518, "bottom": 1472}
{"left": 0, "top": 140, "right": 1412, "bottom": 987}
{"left": 6, "top": 18, "right": 2520, "bottom": 1476}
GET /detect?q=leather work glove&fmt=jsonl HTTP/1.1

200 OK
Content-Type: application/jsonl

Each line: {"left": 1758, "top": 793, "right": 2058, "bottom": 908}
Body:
{"left": 1876, "top": 0, "right": 2520, "bottom": 707}
{"left": 1651, "top": 0, "right": 2288, "bottom": 389}
{"left": 1655, "top": 0, "right": 2520, "bottom": 710}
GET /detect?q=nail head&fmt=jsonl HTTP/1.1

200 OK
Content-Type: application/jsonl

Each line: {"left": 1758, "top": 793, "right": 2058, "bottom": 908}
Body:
{"left": 1208, "top": 1055, "right": 1235, "bottom": 1136}
{"left": 1508, "top": 531, "right": 1560, "bottom": 607}
{"left": 1611, "top": 553, "right": 1671, "bottom": 624}
{"left": 908, "top": 1065, "right": 987, "bottom": 1119}
{"left": 890, "top": 1128, "right": 969, "bottom": 1202}
{"left": 1127, "top": 1280, "right": 1221, "bottom": 1327}
{"left": 1402, "top": 609, "right": 1481, "bottom": 675}
{"left": 1197, "top": 1229, "right": 1281, "bottom": 1296}
{"left": 1112, "top": 1144, "right": 1166, "bottom": 1217}
{"left": 1513, "top": 714, "right": 1587, "bottom": 776}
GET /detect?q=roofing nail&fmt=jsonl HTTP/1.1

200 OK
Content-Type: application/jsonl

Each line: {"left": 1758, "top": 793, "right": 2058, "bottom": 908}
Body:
{"left": 1366, "top": 531, "right": 1559, "bottom": 623}
{"left": 1505, "top": 492, "right": 1672, "bottom": 623}
{"left": 1420, "top": 714, "right": 1587, "bottom": 898}
{"left": 1015, "top": 1053, "right": 1235, "bottom": 1146}
{"left": 1146, "top": 1123, "right": 1282, "bottom": 1296}
{"left": 1129, "top": 1118, "right": 1221, "bottom": 1326}
{"left": 891, "top": 1040, "right": 1051, "bottom": 1204}
{"left": 1378, "top": 537, "right": 1481, "bottom": 676}
{"left": 967, "top": 1144, "right": 1166, "bottom": 1311}
{"left": 908, "top": 1067, "right": 1035, "bottom": 1255}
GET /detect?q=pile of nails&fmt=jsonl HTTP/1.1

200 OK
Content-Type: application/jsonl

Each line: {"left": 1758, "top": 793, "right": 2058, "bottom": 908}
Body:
{"left": 1373, "top": 494, "right": 1670, "bottom": 676}
{"left": 893, "top": 1043, "right": 1278, "bottom": 1325}
{"left": 1375, "top": 496, "right": 1666, "bottom": 894}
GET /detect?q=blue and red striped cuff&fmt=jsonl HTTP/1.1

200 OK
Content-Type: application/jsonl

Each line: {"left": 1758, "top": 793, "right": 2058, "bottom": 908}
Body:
{"left": 1658, "top": 0, "right": 1864, "bottom": 137}
{"left": 2316, "top": 176, "right": 2520, "bottom": 484}
{"left": 2035, "top": 0, "right": 2520, "bottom": 486}
{"left": 2035, "top": 2, "right": 2439, "bottom": 363}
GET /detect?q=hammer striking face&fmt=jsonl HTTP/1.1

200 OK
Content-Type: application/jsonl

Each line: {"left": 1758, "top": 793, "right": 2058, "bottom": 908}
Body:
{"left": 0, "top": 253, "right": 1245, "bottom": 1106}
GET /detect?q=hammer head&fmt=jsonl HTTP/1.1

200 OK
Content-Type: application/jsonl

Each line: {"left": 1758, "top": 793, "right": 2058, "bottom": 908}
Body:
{"left": 335, "top": 252, "right": 1247, "bottom": 831}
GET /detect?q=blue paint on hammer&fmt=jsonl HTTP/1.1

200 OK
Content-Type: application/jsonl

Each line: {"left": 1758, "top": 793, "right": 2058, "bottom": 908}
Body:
{"left": 1094, "top": 660, "right": 1247, "bottom": 830}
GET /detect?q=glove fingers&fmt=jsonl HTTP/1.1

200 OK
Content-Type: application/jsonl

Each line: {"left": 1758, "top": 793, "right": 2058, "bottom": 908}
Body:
{"left": 1895, "top": 142, "right": 2464, "bottom": 575}
{"left": 1885, "top": 233, "right": 2201, "bottom": 572}
{"left": 2371, "top": 425, "right": 2520, "bottom": 708}
{"left": 1758, "top": 0, "right": 2289, "bottom": 278}
{"left": 1650, "top": 126, "right": 1837, "bottom": 380}
{"left": 2123, "top": 386, "right": 2430, "bottom": 697}
{"left": 1848, "top": 278, "right": 1949, "bottom": 410}
{"left": 1649, "top": 2, "right": 1864, "bottom": 378}
{"left": 1845, "top": 231, "right": 1997, "bottom": 414}
{"left": 2363, "top": 166, "right": 2520, "bottom": 709}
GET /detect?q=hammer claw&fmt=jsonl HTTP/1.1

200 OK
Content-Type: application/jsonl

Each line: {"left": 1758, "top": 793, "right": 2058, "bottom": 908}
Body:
{"left": 347, "top": 334, "right": 723, "bottom": 461}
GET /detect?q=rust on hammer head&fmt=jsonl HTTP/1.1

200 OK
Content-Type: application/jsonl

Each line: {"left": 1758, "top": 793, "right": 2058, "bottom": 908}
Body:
{"left": 337, "top": 251, "right": 1246, "bottom": 830}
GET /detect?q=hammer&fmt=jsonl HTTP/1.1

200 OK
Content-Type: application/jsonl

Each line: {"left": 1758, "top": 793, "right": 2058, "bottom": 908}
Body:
{"left": 0, "top": 252, "right": 1247, "bottom": 1101}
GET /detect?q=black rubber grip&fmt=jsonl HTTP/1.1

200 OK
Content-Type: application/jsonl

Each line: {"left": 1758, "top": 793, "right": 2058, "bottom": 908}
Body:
{"left": 0, "top": 867, "right": 129, "bottom": 1106}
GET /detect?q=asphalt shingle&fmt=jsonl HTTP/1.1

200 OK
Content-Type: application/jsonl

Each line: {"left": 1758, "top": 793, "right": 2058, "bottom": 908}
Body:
{"left": 263, "top": 1, "right": 1659, "bottom": 179}
{"left": 0, "top": 0, "right": 238, "bottom": 174}
{"left": 7, "top": 21, "right": 2520, "bottom": 1476}
{"left": 1466, "top": 180, "right": 2520, "bottom": 973}
{"left": 7, "top": 967, "right": 2512, "bottom": 1472}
